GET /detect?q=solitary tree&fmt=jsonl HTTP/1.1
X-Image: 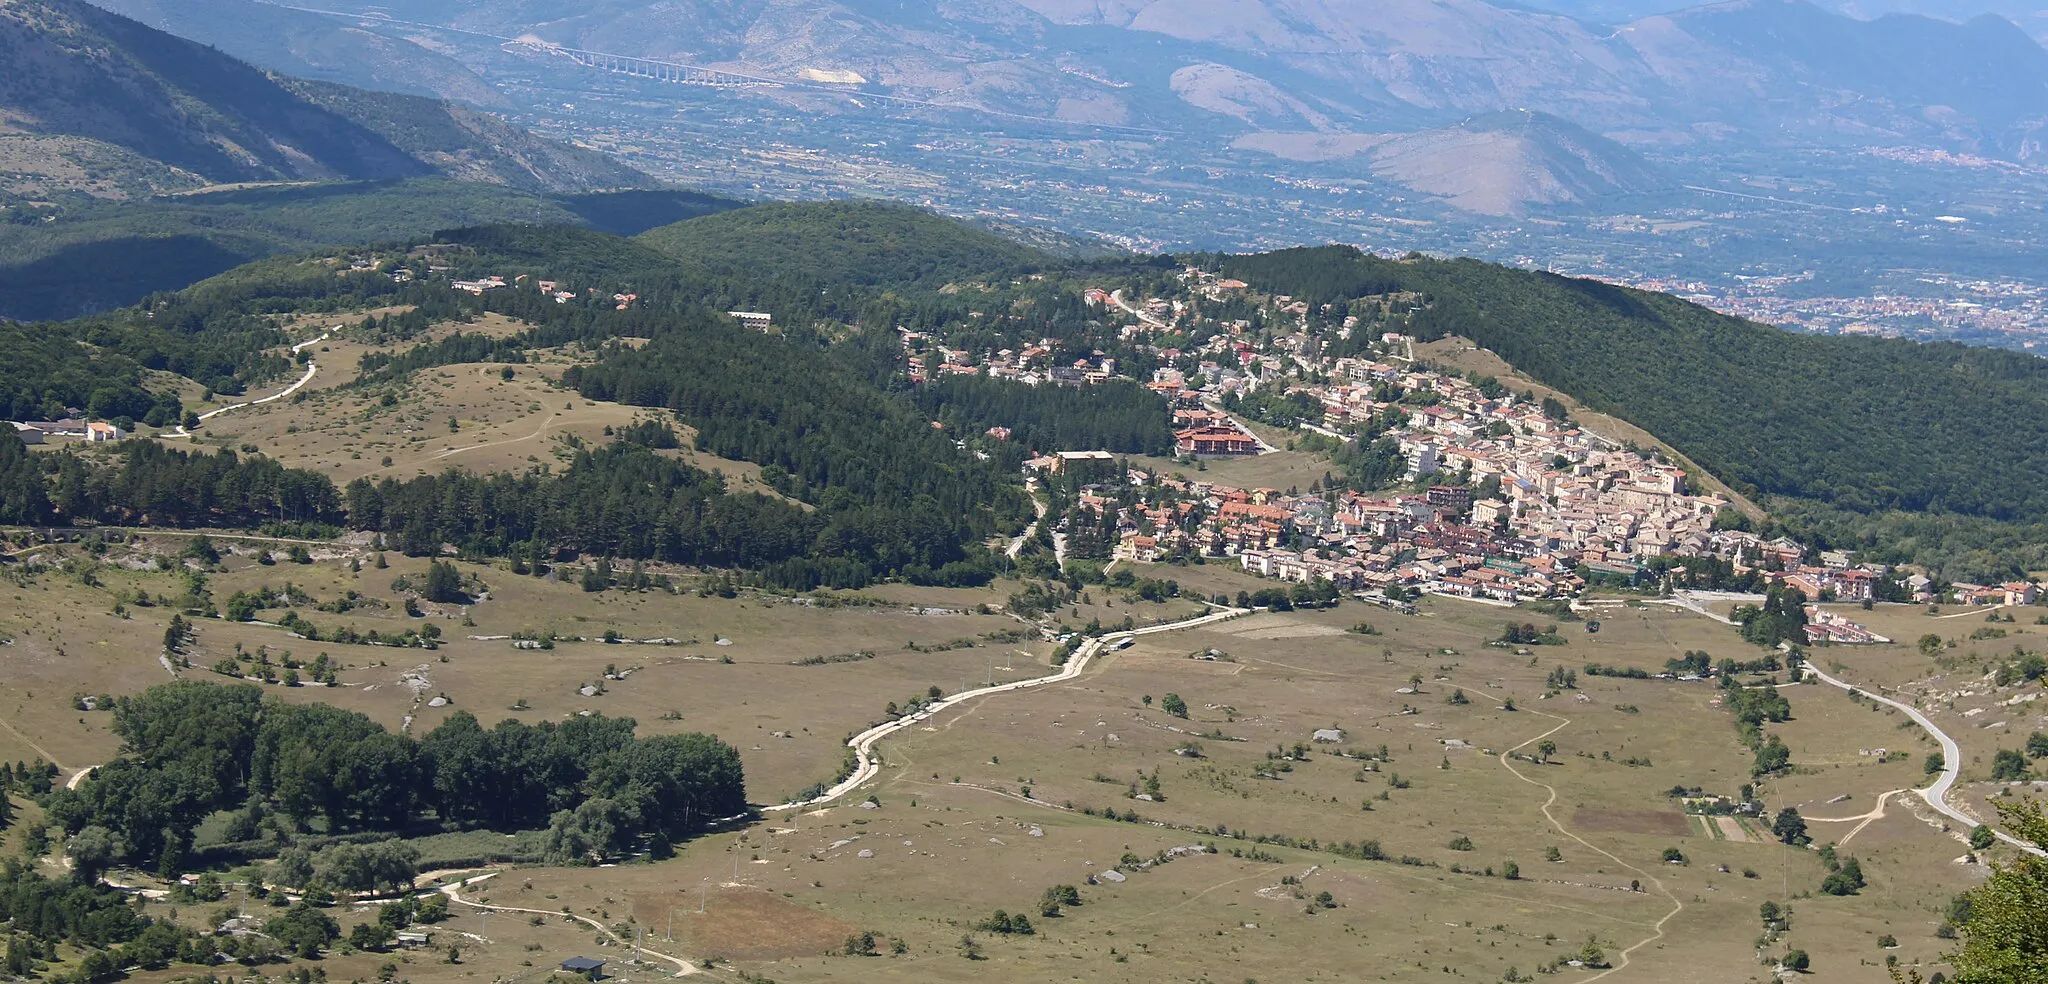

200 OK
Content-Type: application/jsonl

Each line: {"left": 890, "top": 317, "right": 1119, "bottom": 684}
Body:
{"left": 424, "top": 561, "right": 465, "bottom": 603}
{"left": 1161, "top": 693, "right": 1188, "bottom": 718}
{"left": 1536, "top": 740, "right": 1556, "bottom": 763}
{"left": 1773, "top": 807, "right": 1811, "bottom": 846}
{"left": 67, "top": 825, "right": 122, "bottom": 884}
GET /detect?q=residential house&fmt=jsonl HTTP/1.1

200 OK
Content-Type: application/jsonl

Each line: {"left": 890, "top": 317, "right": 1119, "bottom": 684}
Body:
{"left": 1177, "top": 426, "right": 1259, "bottom": 457}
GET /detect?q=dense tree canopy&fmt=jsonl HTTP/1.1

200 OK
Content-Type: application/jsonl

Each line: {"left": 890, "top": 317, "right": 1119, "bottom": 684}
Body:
{"left": 45, "top": 682, "right": 745, "bottom": 871}
{"left": 909, "top": 375, "right": 1173, "bottom": 457}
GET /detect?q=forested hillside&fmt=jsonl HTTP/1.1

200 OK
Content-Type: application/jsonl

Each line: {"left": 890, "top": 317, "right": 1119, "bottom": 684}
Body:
{"left": 2, "top": 213, "right": 1041, "bottom": 588}
{"left": 1210, "top": 246, "right": 2048, "bottom": 529}
{"left": 909, "top": 375, "right": 1174, "bottom": 458}
{"left": 637, "top": 200, "right": 1056, "bottom": 289}
{"left": 0, "top": 183, "right": 742, "bottom": 320}
{"left": 15, "top": 201, "right": 2048, "bottom": 582}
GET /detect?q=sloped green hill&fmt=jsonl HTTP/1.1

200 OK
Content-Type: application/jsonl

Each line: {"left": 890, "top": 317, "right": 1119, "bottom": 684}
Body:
{"left": 635, "top": 200, "right": 1055, "bottom": 289}
{"left": 0, "top": 182, "right": 743, "bottom": 320}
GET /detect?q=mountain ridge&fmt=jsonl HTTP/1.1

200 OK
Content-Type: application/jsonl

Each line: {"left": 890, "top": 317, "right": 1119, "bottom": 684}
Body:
{"left": 1235, "top": 110, "right": 1670, "bottom": 215}
{"left": 0, "top": 0, "right": 650, "bottom": 204}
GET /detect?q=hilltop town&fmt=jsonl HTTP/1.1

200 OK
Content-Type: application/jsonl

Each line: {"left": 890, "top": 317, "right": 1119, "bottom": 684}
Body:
{"left": 895, "top": 264, "right": 2042, "bottom": 636}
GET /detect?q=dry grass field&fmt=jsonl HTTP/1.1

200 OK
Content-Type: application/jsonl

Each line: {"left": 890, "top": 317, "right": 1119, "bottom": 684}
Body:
{"left": 134, "top": 312, "right": 776, "bottom": 491}
{"left": 4, "top": 532, "right": 2013, "bottom": 984}
{"left": 1128, "top": 451, "right": 1335, "bottom": 494}
{"left": 2, "top": 312, "right": 2030, "bottom": 983}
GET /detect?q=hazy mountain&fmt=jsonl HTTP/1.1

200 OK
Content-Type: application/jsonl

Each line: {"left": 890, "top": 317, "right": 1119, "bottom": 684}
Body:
{"left": 82, "top": 0, "right": 507, "bottom": 107}
{"left": 1520, "top": 0, "right": 2048, "bottom": 40}
{"left": 282, "top": 81, "right": 649, "bottom": 194}
{"left": 0, "top": 0, "right": 647, "bottom": 203}
{"left": 289, "top": 0, "right": 2048, "bottom": 166}
{"left": 1622, "top": 1, "right": 2048, "bottom": 156}
{"left": 1240, "top": 111, "right": 1670, "bottom": 215}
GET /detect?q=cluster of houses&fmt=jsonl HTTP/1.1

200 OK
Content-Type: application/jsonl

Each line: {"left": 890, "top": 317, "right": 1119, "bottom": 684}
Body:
{"left": 10, "top": 419, "right": 124, "bottom": 445}
{"left": 452, "top": 275, "right": 639, "bottom": 310}
{"left": 967, "top": 270, "right": 2048, "bottom": 614}
{"left": 1068, "top": 468, "right": 1592, "bottom": 600}
{"left": 898, "top": 326, "right": 1125, "bottom": 387}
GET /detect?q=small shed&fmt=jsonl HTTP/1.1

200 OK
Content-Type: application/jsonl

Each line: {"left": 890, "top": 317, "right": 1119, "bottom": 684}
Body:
{"left": 560, "top": 956, "right": 606, "bottom": 978}
{"left": 395, "top": 931, "right": 432, "bottom": 947}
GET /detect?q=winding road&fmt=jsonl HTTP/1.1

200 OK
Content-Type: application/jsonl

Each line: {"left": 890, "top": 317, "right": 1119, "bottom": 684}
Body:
{"left": 429, "top": 412, "right": 558, "bottom": 461}
{"left": 1801, "top": 663, "right": 2045, "bottom": 857}
{"left": 171, "top": 333, "right": 331, "bottom": 438}
{"left": 438, "top": 872, "right": 697, "bottom": 975}
{"left": 1108, "top": 288, "right": 1168, "bottom": 329}
{"left": 1005, "top": 480, "right": 1048, "bottom": 559}
{"left": 764, "top": 605, "right": 1249, "bottom": 811}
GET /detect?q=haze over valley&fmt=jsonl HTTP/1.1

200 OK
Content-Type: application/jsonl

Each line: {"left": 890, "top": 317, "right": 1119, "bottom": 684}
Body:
{"left": 1, "top": 5, "right": 2047, "bottom": 983}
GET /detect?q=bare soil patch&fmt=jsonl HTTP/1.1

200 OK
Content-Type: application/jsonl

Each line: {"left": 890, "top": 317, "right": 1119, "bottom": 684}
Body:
{"left": 1714, "top": 816, "right": 1755, "bottom": 842}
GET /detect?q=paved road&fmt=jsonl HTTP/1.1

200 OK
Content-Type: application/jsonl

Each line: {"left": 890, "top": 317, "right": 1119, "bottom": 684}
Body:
{"left": 1109, "top": 288, "right": 1168, "bottom": 328}
{"left": 1005, "top": 481, "right": 1048, "bottom": 559}
{"left": 764, "top": 605, "right": 1249, "bottom": 811}
{"left": 1802, "top": 663, "right": 2045, "bottom": 857}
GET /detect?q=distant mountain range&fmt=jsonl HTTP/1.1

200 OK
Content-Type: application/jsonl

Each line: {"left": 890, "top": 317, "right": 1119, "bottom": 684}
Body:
{"left": 84, "top": 0, "right": 2048, "bottom": 217}
{"left": 1235, "top": 110, "right": 1669, "bottom": 216}
{"left": 81, "top": 0, "right": 507, "bottom": 106}
{"left": 1522, "top": 1, "right": 2048, "bottom": 38}
{"left": 0, "top": 0, "right": 648, "bottom": 203}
